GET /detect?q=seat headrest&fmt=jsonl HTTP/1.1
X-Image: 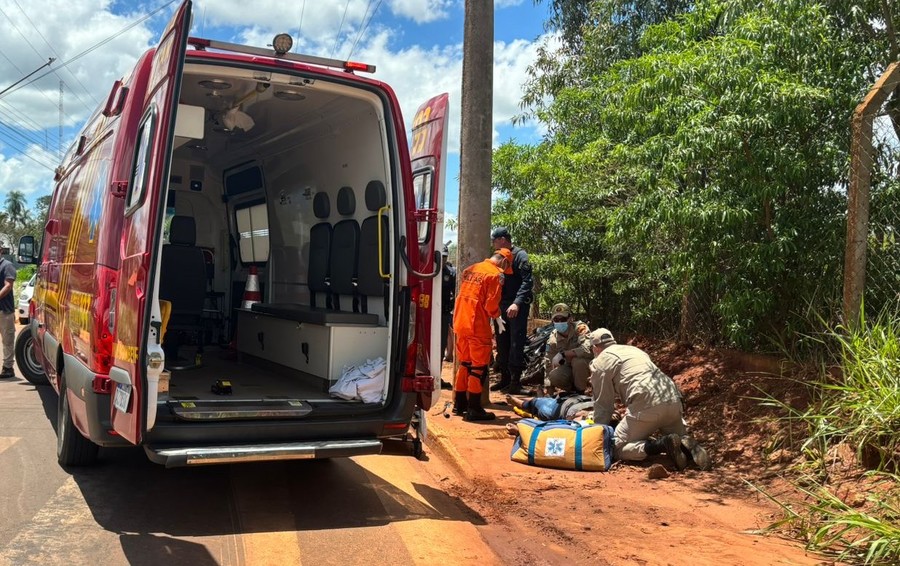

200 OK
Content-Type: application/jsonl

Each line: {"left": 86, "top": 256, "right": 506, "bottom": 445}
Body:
{"left": 337, "top": 186, "right": 356, "bottom": 216}
{"left": 313, "top": 192, "right": 330, "bottom": 219}
{"left": 169, "top": 216, "right": 196, "bottom": 246}
{"left": 365, "top": 180, "right": 386, "bottom": 212}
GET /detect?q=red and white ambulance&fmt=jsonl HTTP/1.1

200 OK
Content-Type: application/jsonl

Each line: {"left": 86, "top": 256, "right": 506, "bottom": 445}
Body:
{"left": 17, "top": 0, "right": 448, "bottom": 467}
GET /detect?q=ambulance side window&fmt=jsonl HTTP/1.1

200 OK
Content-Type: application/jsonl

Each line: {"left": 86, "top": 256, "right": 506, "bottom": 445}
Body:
{"left": 412, "top": 168, "right": 433, "bottom": 244}
{"left": 126, "top": 109, "right": 157, "bottom": 212}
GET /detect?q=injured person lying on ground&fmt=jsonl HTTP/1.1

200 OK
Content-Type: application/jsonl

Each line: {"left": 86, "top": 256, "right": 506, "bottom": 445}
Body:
{"left": 505, "top": 391, "right": 596, "bottom": 422}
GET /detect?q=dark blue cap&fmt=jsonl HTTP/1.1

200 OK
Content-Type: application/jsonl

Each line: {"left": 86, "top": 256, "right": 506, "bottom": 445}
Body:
{"left": 491, "top": 227, "right": 511, "bottom": 240}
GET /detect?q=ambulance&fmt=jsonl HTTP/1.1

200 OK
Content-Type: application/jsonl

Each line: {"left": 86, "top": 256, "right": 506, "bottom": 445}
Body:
{"left": 17, "top": 0, "right": 448, "bottom": 467}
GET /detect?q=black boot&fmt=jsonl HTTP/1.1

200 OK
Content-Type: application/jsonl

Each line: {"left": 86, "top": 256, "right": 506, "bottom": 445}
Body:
{"left": 681, "top": 435, "right": 711, "bottom": 470}
{"left": 490, "top": 369, "right": 511, "bottom": 392}
{"left": 452, "top": 391, "right": 468, "bottom": 416}
{"left": 503, "top": 370, "right": 523, "bottom": 395}
{"left": 464, "top": 392, "right": 496, "bottom": 422}
{"left": 645, "top": 434, "right": 687, "bottom": 470}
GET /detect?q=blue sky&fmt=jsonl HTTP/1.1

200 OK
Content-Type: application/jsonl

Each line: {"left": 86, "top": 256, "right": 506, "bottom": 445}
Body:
{"left": 0, "top": 0, "right": 554, "bottom": 237}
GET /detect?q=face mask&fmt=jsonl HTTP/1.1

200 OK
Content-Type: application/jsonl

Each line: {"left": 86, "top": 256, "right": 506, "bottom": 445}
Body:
{"left": 553, "top": 322, "right": 569, "bottom": 333}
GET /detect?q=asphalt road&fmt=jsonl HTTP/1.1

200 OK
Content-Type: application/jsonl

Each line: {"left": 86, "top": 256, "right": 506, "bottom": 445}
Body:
{"left": 0, "top": 368, "right": 502, "bottom": 566}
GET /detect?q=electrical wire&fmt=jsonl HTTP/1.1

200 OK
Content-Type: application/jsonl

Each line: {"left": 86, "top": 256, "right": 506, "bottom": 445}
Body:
{"left": 10, "top": 0, "right": 100, "bottom": 109}
{"left": 294, "top": 0, "right": 306, "bottom": 53}
{"left": 0, "top": 128, "right": 57, "bottom": 171}
{"left": 347, "top": 0, "right": 384, "bottom": 60}
{"left": 0, "top": 0, "right": 178, "bottom": 100}
{"left": 0, "top": 99, "right": 47, "bottom": 133}
{"left": 331, "top": 0, "right": 352, "bottom": 58}
{"left": 0, "top": 105, "right": 58, "bottom": 151}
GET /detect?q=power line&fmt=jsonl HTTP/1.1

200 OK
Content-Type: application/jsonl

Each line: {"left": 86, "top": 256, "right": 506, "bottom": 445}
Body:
{"left": 10, "top": 0, "right": 100, "bottom": 109}
{"left": 0, "top": 99, "right": 47, "bottom": 133}
{"left": 0, "top": 128, "right": 57, "bottom": 171}
{"left": 294, "top": 0, "right": 306, "bottom": 53}
{"left": 0, "top": 0, "right": 178, "bottom": 100}
{"left": 0, "top": 106, "right": 58, "bottom": 151}
{"left": 331, "top": 0, "right": 352, "bottom": 58}
{"left": 347, "top": 0, "right": 384, "bottom": 60}
{"left": 0, "top": 56, "right": 55, "bottom": 100}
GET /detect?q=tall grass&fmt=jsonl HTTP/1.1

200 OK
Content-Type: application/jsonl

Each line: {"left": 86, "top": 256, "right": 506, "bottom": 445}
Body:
{"left": 815, "top": 309, "right": 900, "bottom": 471}
{"left": 757, "top": 306, "right": 900, "bottom": 563}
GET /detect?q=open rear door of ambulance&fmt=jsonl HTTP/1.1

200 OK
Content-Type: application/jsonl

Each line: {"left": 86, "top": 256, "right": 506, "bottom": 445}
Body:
{"left": 409, "top": 93, "right": 449, "bottom": 410}
{"left": 109, "top": 0, "right": 192, "bottom": 444}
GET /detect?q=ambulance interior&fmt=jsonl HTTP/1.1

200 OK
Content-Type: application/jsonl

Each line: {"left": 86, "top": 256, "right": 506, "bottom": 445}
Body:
{"left": 154, "top": 60, "right": 406, "bottom": 420}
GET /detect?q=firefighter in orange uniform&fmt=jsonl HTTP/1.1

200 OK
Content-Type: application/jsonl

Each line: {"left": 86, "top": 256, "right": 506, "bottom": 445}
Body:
{"left": 452, "top": 248, "right": 514, "bottom": 421}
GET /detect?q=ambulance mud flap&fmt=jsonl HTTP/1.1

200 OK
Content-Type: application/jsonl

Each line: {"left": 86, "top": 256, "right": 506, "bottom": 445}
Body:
{"left": 144, "top": 439, "right": 383, "bottom": 467}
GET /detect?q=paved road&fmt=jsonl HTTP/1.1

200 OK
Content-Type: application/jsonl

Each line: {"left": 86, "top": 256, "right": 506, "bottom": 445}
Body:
{"left": 0, "top": 371, "right": 501, "bottom": 566}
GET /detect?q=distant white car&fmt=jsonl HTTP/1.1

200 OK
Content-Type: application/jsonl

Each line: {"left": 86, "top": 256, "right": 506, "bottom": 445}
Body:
{"left": 17, "top": 274, "right": 35, "bottom": 324}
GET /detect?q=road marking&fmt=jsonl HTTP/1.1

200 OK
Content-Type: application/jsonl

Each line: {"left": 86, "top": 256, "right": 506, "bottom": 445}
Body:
{"left": 0, "top": 437, "right": 21, "bottom": 455}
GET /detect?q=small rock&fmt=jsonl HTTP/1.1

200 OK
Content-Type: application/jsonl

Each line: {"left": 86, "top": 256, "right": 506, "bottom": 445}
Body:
{"left": 648, "top": 464, "right": 669, "bottom": 480}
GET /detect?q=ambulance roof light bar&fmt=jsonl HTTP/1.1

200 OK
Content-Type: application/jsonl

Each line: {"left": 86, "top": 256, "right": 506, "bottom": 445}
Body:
{"left": 187, "top": 35, "right": 377, "bottom": 74}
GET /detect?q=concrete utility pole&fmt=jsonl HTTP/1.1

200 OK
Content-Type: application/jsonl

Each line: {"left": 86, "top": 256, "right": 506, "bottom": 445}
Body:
{"left": 458, "top": 0, "right": 494, "bottom": 272}
{"left": 458, "top": 0, "right": 494, "bottom": 404}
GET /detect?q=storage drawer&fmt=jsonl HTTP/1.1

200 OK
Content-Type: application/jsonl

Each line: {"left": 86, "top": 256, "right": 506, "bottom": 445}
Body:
{"left": 236, "top": 310, "right": 330, "bottom": 378}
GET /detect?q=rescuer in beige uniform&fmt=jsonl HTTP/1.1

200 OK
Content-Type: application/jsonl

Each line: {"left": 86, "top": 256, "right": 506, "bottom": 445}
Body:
{"left": 589, "top": 328, "right": 710, "bottom": 470}
{"left": 544, "top": 303, "right": 592, "bottom": 393}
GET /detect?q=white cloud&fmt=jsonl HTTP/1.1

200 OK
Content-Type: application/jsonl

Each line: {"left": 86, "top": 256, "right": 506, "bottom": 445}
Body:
{"left": 356, "top": 30, "right": 549, "bottom": 154}
{"left": 388, "top": 0, "right": 453, "bottom": 24}
{"left": 0, "top": 0, "right": 549, "bottom": 208}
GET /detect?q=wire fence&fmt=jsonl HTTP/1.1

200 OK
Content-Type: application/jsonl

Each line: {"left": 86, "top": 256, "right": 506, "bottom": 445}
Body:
{"left": 845, "top": 62, "right": 900, "bottom": 328}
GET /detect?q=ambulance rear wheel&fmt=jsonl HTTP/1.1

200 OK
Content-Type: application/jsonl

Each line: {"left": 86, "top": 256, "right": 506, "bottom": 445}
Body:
{"left": 15, "top": 327, "right": 47, "bottom": 385}
{"left": 57, "top": 373, "right": 99, "bottom": 467}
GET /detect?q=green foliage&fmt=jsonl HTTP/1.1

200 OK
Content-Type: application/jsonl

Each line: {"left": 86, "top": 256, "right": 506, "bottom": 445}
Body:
{"left": 495, "top": 0, "right": 893, "bottom": 347}
{"left": 754, "top": 472, "right": 900, "bottom": 564}
{"left": 753, "top": 308, "right": 900, "bottom": 563}
{"left": 0, "top": 194, "right": 49, "bottom": 255}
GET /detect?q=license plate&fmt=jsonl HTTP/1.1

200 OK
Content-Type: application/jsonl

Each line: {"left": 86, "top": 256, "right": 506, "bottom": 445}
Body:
{"left": 114, "top": 383, "right": 132, "bottom": 413}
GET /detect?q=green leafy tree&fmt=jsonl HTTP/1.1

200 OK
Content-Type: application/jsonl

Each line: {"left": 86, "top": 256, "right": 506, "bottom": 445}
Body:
{"left": 4, "top": 190, "right": 27, "bottom": 227}
{"left": 497, "top": 0, "right": 889, "bottom": 348}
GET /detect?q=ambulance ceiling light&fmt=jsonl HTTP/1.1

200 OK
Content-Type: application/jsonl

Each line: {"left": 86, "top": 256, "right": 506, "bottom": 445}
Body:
{"left": 274, "top": 89, "right": 305, "bottom": 101}
{"left": 199, "top": 79, "right": 232, "bottom": 90}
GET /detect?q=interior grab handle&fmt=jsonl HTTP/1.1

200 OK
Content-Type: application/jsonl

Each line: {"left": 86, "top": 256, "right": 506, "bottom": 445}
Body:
{"left": 399, "top": 235, "right": 441, "bottom": 279}
{"left": 377, "top": 206, "right": 392, "bottom": 279}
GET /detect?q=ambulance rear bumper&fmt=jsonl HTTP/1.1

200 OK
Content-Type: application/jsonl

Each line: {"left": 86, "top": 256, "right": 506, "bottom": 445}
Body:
{"left": 144, "top": 439, "right": 383, "bottom": 467}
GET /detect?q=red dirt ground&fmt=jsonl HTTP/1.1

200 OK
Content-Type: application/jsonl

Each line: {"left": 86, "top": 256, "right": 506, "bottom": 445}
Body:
{"left": 432, "top": 336, "right": 840, "bottom": 566}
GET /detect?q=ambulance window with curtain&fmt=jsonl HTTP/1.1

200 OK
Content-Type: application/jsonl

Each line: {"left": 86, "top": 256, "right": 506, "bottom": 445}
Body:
{"left": 235, "top": 202, "right": 269, "bottom": 264}
{"left": 412, "top": 168, "right": 433, "bottom": 243}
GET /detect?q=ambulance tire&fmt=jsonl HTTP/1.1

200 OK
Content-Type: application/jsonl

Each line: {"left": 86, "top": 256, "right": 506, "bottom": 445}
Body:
{"left": 14, "top": 327, "right": 48, "bottom": 385}
{"left": 57, "top": 373, "right": 99, "bottom": 467}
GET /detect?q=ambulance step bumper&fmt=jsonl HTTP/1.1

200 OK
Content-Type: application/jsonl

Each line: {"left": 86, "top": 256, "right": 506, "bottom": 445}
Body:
{"left": 145, "top": 439, "right": 383, "bottom": 467}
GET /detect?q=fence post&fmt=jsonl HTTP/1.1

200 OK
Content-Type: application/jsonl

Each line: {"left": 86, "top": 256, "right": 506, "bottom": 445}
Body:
{"left": 843, "top": 62, "right": 900, "bottom": 328}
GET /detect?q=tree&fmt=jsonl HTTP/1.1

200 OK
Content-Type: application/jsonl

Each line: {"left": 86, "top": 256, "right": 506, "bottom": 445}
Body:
{"left": 496, "top": 0, "right": 883, "bottom": 348}
{"left": 522, "top": 0, "right": 692, "bottom": 122}
{"left": 4, "top": 191, "right": 27, "bottom": 227}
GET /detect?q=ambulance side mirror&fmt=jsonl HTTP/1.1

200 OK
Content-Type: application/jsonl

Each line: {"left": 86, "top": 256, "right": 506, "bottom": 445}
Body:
{"left": 17, "top": 235, "right": 37, "bottom": 265}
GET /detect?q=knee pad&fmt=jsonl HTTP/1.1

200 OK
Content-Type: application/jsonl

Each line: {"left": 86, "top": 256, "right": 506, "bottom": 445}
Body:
{"left": 467, "top": 364, "right": 490, "bottom": 385}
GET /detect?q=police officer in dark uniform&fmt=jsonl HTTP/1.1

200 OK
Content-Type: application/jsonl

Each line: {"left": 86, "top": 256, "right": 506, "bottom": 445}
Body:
{"left": 489, "top": 227, "right": 533, "bottom": 394}
{"left": 440, "top": 243, "right": 456, "bottom": 363}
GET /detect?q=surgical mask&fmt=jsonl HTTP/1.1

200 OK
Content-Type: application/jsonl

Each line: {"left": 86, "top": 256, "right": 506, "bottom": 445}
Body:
{"left": 553, "top": 322, "right": 569, "bottom": 333}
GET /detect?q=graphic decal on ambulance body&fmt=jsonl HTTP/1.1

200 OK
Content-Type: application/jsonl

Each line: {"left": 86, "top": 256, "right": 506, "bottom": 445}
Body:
{"left": 56, "top": 134, "right": 112, "bottom": 362}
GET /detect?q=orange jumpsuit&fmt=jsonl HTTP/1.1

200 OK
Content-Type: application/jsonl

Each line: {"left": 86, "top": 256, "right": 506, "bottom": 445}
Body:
{"left": 452, "top": 259, "right": 503, "bottom": 394}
